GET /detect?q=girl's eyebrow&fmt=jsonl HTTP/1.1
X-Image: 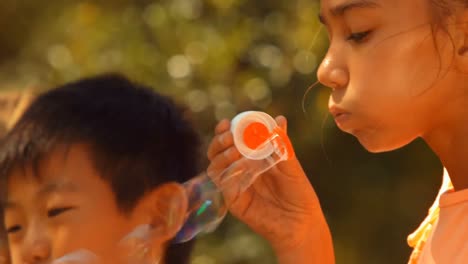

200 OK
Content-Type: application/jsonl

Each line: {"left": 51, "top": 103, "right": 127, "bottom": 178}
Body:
{"left": 318, "top": 0, "right": 381, "bottom": 25}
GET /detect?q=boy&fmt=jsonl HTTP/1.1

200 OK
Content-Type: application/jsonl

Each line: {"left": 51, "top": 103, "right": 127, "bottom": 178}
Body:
{"left": 0, "top": 74, "right": 200, "bottom": 263}
{"left": 0, "top": 228, "right": 8, "bottom": 264}
{"left": 0, "top": 91, "right": 34, "bottom": 264}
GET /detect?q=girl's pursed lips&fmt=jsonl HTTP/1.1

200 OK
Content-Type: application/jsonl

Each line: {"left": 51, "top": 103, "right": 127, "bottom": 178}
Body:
{"left": 329, "top": 105, "right": 353, "bottom": 130}
{"left": 329, "top": 105, "right": 349, "bottom": 118}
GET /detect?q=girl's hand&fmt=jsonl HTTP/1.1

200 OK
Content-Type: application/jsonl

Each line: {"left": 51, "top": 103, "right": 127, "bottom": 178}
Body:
{"left": 207, "top": 116, "right": 334, "bottom": 263}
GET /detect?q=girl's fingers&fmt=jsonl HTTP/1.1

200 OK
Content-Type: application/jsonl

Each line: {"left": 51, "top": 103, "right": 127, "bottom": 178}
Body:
{"left": 207, "top": 146, "right": 242, "bottom": 180}
{"left": 275, "top": 115, "right": 287, "bottom": 133}
{"left": 215, "top": 119, "right": 231, "bottom": 134}
{"left": 207, "top": 146, "right": 243, "bottom": 205}
{"left": 207, "top": 131, "right": 234, "bottom": 161}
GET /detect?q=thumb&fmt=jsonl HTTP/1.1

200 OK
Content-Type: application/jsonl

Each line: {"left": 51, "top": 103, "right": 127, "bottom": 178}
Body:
{"left": 276, "top": 157, "right": 307, "bottom": 179}
{"left": 275, "top": 115, "right": 287, "bottom": 133}
{"left": 272, "top": 115, "right": 303, "bottom": 176}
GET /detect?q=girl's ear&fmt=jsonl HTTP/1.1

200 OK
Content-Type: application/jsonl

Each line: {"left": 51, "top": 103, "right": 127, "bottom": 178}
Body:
{"left": 454, "top": 9, "right": 468, "bottom": 73}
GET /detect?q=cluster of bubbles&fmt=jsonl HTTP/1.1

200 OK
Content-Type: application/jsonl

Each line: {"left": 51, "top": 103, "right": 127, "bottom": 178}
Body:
{"left": 47, "top": 111, "right": 292, "bottom": 264}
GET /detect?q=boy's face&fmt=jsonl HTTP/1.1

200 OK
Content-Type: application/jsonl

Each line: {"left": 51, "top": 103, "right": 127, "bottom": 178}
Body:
{"left": 2, "top": 145, "right": 168, "bottom": 264}
{"left": 0, "top": 236, "right": 8, "bottom": 264}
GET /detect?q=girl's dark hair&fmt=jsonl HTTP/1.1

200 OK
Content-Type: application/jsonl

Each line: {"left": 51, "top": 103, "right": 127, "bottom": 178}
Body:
{"left": 424, "top": 0, "right": 467, "bottom": 82}
{"left": 0, "top": 73, "right": 200, "bottom": 263}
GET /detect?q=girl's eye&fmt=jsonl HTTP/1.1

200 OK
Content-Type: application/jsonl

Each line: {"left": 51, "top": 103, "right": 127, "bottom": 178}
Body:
{"left": 6, "top": 225, "right": 22, "bottom": 234}
{"left": 347, "top": 30, "right": 372, "bottom": 43}
{"left": 48, "top": 207, "right": 74, "bottom": 218}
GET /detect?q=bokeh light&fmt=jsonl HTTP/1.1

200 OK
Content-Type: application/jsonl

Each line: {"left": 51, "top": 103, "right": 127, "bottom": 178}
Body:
{"left": 0, "top": 1, "right": 442, "bottom": 263}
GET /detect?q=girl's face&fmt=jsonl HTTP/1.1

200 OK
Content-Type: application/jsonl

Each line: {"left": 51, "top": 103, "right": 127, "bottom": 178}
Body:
{"left": 317, "top": 0, "right": 465, "bottom": 152}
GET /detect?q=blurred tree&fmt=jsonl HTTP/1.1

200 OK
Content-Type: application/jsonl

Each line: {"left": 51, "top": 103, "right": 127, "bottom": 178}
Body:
{"left": 0, "top": 1, "right": 442, "bottom": 263}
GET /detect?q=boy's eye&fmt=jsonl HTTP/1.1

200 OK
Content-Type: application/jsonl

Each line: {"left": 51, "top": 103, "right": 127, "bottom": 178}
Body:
{"left": 48, "top": 207, "right": 75, "bottom": 218}
{"left": 6, "top": 225, "right": 22, "bottom": 234}
{"left": 347, "top": 30, "right": 372, "bottom": 43}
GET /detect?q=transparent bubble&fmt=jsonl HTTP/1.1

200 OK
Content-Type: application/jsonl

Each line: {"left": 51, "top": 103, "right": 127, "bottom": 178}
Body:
{"left": 50, "top": 225, "right": 166, "bottom": 264}
{"left": 52, "top": 250, "right": 99, "bottom": 264}
{"left": 118, "top": 224, "right": 162, "bottom": 264}
{"left": 174, "top": 175, "right": 228, "bottom": 243}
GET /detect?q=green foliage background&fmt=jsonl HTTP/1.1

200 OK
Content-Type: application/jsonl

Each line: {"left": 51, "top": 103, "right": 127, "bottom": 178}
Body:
{"left": 0, "top": 1, "right": 443, "bottom": 263}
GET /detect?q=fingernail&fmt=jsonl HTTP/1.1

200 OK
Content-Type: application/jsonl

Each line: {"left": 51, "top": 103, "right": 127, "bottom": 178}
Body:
{"left": 218, "top": 133, "right": 228, "bottom": 145}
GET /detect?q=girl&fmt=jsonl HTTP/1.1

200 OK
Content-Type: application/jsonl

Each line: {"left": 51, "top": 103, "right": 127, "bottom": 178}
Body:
{"left": 207, "top": 0, "right": 468, "bottom": 263}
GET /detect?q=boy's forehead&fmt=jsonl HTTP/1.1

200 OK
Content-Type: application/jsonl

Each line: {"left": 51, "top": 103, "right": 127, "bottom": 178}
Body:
{"left": 5, "top": 172, "right": 81, "bottom": 206}
{"left": 13, "top": 144, "right": 93, "bottom": 177}
{"left": 5, "top": 144, "right": 96, "bottom": 200}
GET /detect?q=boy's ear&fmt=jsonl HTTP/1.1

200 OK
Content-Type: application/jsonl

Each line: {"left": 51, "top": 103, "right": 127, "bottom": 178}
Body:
{"left": 454, "top": 9, "right": 468, "bottom": 73}
{"left": 141, "top": 183, "right": 188, "bottom": 242}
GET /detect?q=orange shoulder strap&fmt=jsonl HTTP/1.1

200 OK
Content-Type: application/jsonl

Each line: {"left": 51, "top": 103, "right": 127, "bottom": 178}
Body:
{"left": 407, "top": 169, "right": 452, "bottom": 263}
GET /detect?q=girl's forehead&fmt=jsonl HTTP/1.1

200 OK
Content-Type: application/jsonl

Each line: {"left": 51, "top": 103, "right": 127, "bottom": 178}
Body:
{"left": 318, "top": 0, "right": 433, "bottom": 26}
{"left": 319, "top": 0, "right": 426, "bottom": 11}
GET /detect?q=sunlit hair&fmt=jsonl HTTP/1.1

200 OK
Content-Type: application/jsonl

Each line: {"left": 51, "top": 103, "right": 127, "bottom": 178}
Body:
{"left": 305, "top": 2, "right": 466, "bottom": 261}
{"left": 0, "top": 73, "right": 200, "bottom": 263}
{"left": 407, "top": 1, "right": 465, "bottom": 262}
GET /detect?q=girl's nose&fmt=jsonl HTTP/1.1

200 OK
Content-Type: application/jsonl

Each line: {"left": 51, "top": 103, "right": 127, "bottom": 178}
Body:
{"left": 317, "top": 49, "right": 349, "bottom": 90}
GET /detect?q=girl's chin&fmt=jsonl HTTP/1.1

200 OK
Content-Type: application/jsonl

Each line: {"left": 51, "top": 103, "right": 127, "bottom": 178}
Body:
{"left": 356, "top": 132, "right": 412, "bottom": 153}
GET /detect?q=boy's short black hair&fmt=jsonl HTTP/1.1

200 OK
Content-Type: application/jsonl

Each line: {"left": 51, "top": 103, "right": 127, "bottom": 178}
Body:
{"left": 0, "top": 73, "right": 200, "bottom": 263}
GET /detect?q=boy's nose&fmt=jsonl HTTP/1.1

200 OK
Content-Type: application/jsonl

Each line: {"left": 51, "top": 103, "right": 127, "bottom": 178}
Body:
{"left": 21, "top": 242, "right": 50, "bottom": 264}
{"left": 20, "top": 230, "right": 51, "bottom": 264}
{"left": 317, "top": 50, "right": 349, "bottom": 90}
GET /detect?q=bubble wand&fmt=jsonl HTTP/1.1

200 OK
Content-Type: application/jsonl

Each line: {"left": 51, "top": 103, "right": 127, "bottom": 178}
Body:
{"left": 175, "top": 111, "right": 294, "bottom": 243}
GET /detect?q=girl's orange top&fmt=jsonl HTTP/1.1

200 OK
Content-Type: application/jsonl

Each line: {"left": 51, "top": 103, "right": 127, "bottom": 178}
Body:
{"left": 408, "top": 169, "right": 468, "bottom": 263}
